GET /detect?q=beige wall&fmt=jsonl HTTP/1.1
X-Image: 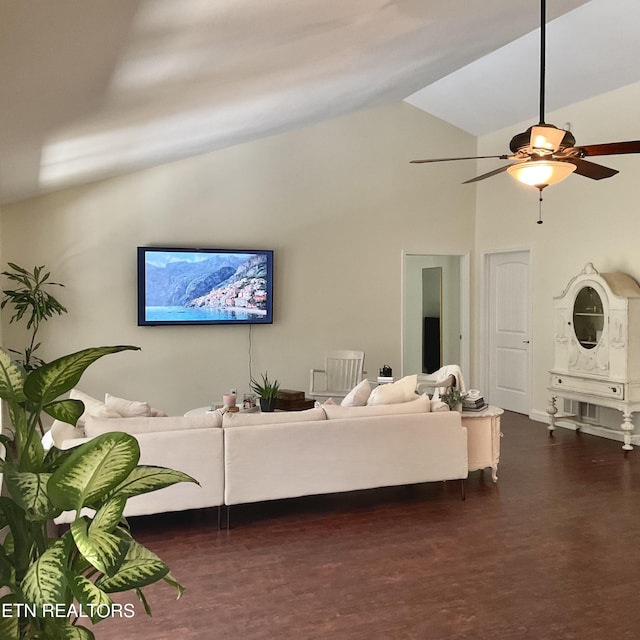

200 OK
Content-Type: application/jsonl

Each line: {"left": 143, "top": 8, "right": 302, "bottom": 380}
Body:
{"left": 1, "top": 103, "right": 476, "bottom": 415}
{"left": 475, "top": 81, "right": 640, "bottom": 419}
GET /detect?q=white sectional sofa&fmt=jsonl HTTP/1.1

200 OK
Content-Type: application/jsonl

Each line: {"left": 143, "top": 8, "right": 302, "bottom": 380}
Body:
{"left": 54, "top": 414, "right": 224, "bottom": 524}
{"left": 50, "top": 391, "right": 468, "bottom": 526}
{"left": 223, "top": 403, "right": 467, "bottom": 509}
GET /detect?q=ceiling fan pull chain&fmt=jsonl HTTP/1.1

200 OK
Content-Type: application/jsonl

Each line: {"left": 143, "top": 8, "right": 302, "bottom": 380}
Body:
{"left": 537, "top": 188, "right": 544, "bottom": 224}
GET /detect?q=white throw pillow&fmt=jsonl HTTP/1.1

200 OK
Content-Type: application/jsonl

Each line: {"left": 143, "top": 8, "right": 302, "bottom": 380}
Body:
{"left": 90, "top": 405, "right": 122, "bottom": 419}
{"left": 341, "top": 379, "right": 371, "bottom": 407}
{"left": 323, "top": 393, "right": 430, "bottom": 419}
{"left": 367, "top": 374, "right": 418, "bottom": 406}
{"left": 222, "top": 407, "right": 326, "bottom": 428}
{"left": 105, "top": 393, "right": 152, "bottom": 418}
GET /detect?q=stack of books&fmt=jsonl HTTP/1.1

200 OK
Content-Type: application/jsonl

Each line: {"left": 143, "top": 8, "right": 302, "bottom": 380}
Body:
{"left": 275, "top": 389, "right": 315, "bottom": 411}
{"left": 462, "top": 395, "right": 487, "bottom": 412}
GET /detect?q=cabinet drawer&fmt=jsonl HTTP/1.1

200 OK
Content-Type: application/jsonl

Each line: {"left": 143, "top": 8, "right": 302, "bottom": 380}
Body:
{"left": 551, "top": 375, "right": 624, "bottom": 399}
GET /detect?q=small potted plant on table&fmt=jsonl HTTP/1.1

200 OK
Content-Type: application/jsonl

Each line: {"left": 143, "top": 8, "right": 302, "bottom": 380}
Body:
{"left": 441, "top": 387, "right": 466, "bottom": 412}
{"left": 250, "top": 372, "right": 280, "bottom": 412}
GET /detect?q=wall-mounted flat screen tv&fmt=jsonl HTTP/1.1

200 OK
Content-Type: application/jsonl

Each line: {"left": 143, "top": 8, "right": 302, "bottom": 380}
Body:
{"left": 137, "top": 247, "right": 274, "bottom": 326}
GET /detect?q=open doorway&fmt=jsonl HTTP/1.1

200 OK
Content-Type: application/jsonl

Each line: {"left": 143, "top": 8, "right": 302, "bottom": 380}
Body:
{"left": 402, "top": 253, "right": 469, "bottom": 378}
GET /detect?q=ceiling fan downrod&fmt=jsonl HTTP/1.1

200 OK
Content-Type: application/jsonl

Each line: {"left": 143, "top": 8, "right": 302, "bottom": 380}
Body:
{"left": 538, "top": 0, "right": 547, "bottom": 125}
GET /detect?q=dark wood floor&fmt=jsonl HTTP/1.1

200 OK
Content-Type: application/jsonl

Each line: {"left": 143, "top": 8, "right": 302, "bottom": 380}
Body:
{"left": 94, "top": 413, "right": 640, "bottom": 639}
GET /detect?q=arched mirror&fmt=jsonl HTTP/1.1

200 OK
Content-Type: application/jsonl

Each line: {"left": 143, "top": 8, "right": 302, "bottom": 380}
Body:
{"left": 572, "top": 285, "right": 604, "bottom": 350}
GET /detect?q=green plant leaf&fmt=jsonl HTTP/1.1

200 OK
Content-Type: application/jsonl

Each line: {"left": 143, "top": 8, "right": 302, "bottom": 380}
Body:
{"left": 43, "top": 445, "right": 76, "bottom": 471}
{"left": 21, "top": 536, "right": 70, "bottom": 609}
{"left": 47, "top": 621, "right": 96, "bottom": 640}
{"left": 67, "top": 573, "right": 114, "bottom": 624}
{"left": 125, "top": 540, "right": 186, "bottom": 600}
{"left": 163, "top": 572, "right": 186, "bottom": 600}
{"left": 44, "top": 398, "right": 84, "bottom": 425}
{"left": 3, "top": 467, "right": 58, "bottom": 521}
{"left": 110, "top": 465, "right": 198, "bottom": 500}
{"left": 0, "top": 497, "right": 31, "bottom": 580}
{"left": 48, "top": 432, "right": 140, "bottom": 512}
{"left": 24, "top": 345, "right": 139, "bottom": 405}
{"left": 135, "top": 587, "right": 152, "bottom": 616}
{"left": 0, "top": 349, "right": 26, "bottom": 403}
{"left": 0, "top": 595, "right": 19, "bottom": 640}
{"left": 90, "top": 495, "right": 127, "bottom": 533}
{"left": 71, "top": 518, "right": 129, "bottom": 577}
{"left": 96, "top": 557, "right": 169, "bottom": 593}
{"left": 0, "top": 543, "right": 15, "bottom": 586}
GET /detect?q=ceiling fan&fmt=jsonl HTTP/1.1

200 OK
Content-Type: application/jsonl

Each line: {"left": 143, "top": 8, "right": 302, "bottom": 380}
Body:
{"left": 410, "top": 0, "right": 640, "bottom": 200}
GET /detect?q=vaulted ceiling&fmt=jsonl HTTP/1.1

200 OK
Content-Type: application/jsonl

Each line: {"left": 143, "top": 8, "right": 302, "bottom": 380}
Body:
{"left": 1, "top": 0, "right": 638, "bottom": 205}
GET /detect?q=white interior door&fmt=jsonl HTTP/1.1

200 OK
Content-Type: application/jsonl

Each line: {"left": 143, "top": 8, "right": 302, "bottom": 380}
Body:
{"left": 485, "top": 250, "right": 531, "bottom": 414}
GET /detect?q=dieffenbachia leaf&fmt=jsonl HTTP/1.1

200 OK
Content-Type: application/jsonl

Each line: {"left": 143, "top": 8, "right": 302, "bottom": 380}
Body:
{"left": 24, "top": 345, "right": 139, "bottom": 405}
{"left": 0, "top": 349, "right": 26, "bottom": 404}
{"left": 21, "top": 535, "right": 70, "bottom": 609}
{"left": 71, "top": 517, "right": 129, "bottom": 577}
{"left": 110, "top": 465, "right": 198, "bottom": 500}
{"left": 90, "top": 495, "right": 127, "bottom": 533}
{"left": 96, "top": 543, "right": 170, "bottom": 594}
{"left": 0, "top": 595, "right": 19, "bottom": 639}
{"left": 3, "top": 468, "right": 58, "bottom": 521}
{"left": 48, "top": 432, "right": 140, "bottom": 512}
{"left": 47, "top": 621, "right": 96, "bottom": 640}
{"left": 43, "top": 398, "right": 84, "bottom": 425}
{"left": 126, "top": 540, "right": 186, "bottom": 600}
{"left": 67, "top": 573, "right": 113, "bottom": 624}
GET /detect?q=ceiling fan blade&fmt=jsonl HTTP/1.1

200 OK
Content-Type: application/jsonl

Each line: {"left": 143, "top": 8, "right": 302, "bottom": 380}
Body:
{"left": 570, "top": 141, "right": 640, "bottom": 157}
{"left": 563, "top": 157, "right": 618, "bottom": 180}
{"left": 410, "top": 154, "right": 510, "bottom": 164}
{"left": 462, "top": 164, "right": 512, "bottom": 184}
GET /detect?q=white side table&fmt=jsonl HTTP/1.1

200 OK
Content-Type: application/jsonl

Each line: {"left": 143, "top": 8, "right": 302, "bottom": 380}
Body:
{"left": 460, "top": 405, "right": 503, "bottom": 482}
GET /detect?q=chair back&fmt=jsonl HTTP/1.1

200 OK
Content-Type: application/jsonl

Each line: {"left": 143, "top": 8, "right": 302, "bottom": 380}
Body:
{"left": 325, "top": 350, "right": 365, "bottom": 393}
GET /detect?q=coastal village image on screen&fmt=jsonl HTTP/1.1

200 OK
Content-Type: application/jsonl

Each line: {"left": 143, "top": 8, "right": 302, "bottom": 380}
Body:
{"left": 144, "top": 251, "right": 269, "bottom": 322}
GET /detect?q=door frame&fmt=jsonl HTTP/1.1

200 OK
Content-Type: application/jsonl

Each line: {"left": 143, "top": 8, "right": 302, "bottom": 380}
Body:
{"left": 481, "top": 248, "right": 533, "bottom": 414}
{"left": 401, "top": 251, "right": 470, "bottom": 379}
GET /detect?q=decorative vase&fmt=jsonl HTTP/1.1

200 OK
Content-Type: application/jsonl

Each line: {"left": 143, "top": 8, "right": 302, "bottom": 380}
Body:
{"left": 260, "top": 397, "right": 276, "bottom": 412}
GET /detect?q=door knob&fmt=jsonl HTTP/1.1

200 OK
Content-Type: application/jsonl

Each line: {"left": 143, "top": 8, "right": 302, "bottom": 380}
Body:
{"left": 522, "top": 340, "right": 530, "bottom": 344}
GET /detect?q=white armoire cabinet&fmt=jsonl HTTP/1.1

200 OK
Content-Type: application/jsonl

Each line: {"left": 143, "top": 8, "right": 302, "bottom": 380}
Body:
{"left": 547, "top": 263, "right": 640, "bottom": 450}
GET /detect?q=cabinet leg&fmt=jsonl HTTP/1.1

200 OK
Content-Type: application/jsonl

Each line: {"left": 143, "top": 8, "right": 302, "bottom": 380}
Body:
{"left": 547, "top": 395, "right": 558, "bottom": 436}
{"left": 621, "top": 412, "right": 634, "bottom": 452}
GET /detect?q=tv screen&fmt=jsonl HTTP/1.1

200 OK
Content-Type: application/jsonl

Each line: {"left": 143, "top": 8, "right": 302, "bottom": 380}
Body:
{"left": 137, "top": 247, "right": 274, "bottom": 325}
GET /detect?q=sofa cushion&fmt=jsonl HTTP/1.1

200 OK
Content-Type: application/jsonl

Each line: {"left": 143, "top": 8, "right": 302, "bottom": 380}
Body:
{"left": 85, "top": 412, "right": 223, "bottom": 438}
{"left": 430, "top": 399, "right": 450, "bottom": 412}
{"left": 222, "top": 407, "right": 326, "bottom": 428}
{"left": 367, "top": 374, "right": 418, "bottom": 406}
{"left": 48, "top": 420, "right": 85, "bottom": 448}
{"left": 105, "top": 393, "right": 152, "bottom": 418}
{"left": 340, "top": 379, "right": 371, "bottom": 407}
{"left": 323, "top": 393, "right": 430, "bottom": 419}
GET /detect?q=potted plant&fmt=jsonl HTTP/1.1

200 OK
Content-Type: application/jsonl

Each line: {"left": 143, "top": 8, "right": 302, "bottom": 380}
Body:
{"left": 250, "top": 372, "right": 280, "bottom": 412}
{"left": 1, "top": 263, "right": 68, "bottom": 370}
{"left": 441, "top": 387, "right": 466, "bottom": 412}
{"left": 0, "top": 345, "right": 195, "bottom": 639}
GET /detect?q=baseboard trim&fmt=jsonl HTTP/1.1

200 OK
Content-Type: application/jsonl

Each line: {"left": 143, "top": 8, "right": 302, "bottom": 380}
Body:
{"left": 529, "top": 409, "right": 640, "bottom": 444}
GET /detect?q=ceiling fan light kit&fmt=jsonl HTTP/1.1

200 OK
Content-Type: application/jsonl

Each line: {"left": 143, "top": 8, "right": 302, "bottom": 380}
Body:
{"left": 410, "top": 0, "right": 640, "bottom": 221}
{"left": 507, "top": 159, "right": 576, "bottom": 189}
